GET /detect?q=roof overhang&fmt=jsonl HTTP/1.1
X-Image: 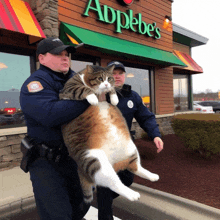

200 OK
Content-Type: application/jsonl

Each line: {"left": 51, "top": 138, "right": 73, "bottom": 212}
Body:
{"left": 173, "top": 23, "right": 209, "bottom": 47}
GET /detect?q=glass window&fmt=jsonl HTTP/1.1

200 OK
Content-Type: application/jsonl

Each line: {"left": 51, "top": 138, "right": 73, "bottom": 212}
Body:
{"left": 0, "top": 52, "right": 30, "bottom": 129}
{"left": 71, "top": 60, "right": 93, "bottom": 72}
{"left": 124, "top": 66, "right": 150, "bottom": 109}
{"left": 173, "top": 74, "right": 189, "bottom": 111}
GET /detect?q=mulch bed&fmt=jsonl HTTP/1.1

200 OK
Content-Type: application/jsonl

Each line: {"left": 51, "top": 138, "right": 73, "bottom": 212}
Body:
{"left": 133, "top": 134, "right": 220, "bottom": 209}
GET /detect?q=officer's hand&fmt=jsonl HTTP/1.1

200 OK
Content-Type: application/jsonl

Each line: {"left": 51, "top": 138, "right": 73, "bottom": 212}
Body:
{"left": 153, "top": 137, "right": 164, "bottom": 153}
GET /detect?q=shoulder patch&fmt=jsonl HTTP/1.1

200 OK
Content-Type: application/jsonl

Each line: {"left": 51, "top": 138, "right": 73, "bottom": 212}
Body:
{"left": 27, "top": 81, "right": 44, "bottom": 93}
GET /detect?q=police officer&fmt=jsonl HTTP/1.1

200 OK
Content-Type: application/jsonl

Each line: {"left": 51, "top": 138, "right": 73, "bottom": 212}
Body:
{"left": 96, "top": 61, "right": 164, "bottom": 220}
{"left": 20, "top": 37, "right": 91, "bottom": 220}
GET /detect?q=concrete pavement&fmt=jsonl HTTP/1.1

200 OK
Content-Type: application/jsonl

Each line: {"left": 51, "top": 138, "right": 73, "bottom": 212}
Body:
{"left": 1, "top": 166, "right": 220, "bottom": 220}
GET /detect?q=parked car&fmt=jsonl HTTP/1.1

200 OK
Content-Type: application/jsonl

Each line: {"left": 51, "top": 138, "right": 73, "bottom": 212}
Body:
{"left": 195, "top": 101, "right": 220, "bottom": 113}
{"left": 193, "top": 102, "right": 214, "bottom": 113}
{"left": 0, "top": 108, "right": 25, "bottom": 126}
{"left": 0, "top": 114, "right": 16, "bottom": 125}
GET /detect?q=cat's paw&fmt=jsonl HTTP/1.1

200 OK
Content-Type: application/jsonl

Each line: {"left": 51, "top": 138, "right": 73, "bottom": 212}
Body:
{"left": 83, "top": 195, "right": 93, "bottom": 204}
{"left": 110, "top": 94, "right": 119, "bottom": 106}
{"left": 86, "top": 94, "right": 99, "bottom": 105}
{"left": 117, "top": 186, "right": 140, "bottom": 201}
{"left": 148, "top": 173, "right": 159, "bottom": 182}
{"left": 122, "top": 188, "right": 140, "bottom": 201}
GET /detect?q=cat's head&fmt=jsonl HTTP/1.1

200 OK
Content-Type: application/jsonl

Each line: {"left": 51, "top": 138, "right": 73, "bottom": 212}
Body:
{"left": 81, "top": 65, "right": 115, "bottom": 94}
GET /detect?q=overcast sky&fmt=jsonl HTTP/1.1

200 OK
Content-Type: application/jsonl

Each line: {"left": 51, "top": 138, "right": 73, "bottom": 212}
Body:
{"left": 172, "top": 0, "right": 220, "bottom": 94}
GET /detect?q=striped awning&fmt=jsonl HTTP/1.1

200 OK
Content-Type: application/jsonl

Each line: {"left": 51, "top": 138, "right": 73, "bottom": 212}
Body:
{"left": 0, "top": 0, "right": 46, "bottom": 44}
{"left": 173, "top": 50, "right": 203, "bottom": 74}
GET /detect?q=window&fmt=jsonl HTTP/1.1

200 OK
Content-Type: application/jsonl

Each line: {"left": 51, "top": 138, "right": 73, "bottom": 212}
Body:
{"left": 71, "top": 60, "right": 94, "bottom": 72}
{"left": 71, "top": 54, "right": 98, "bottom": 72}
{"left": 173, "top": 74, "right": 189, "bottom": 111}
{"left": 124, "top": 66, "right": 151, "bottom": 110}
{"left": 0, "top": 52, "right": 30, "bottom": 129}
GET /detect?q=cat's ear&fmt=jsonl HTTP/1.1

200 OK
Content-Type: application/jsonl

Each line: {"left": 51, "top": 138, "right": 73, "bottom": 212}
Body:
{"left": 86, "top": 65, "right": 94, "bottom": 74}
{"left": 106, "top": 65, "right": 115, "bottom": 74}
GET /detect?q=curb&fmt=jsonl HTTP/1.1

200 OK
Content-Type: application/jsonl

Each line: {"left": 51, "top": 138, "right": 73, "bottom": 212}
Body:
{"left": 0, "top": 196, "right": 35, "bottom": 220}
{"left": 1, "top": 183, "right": 220, "bottom": 220}
{"left": 113, "top": 183, "right": 220, "bottom": 220}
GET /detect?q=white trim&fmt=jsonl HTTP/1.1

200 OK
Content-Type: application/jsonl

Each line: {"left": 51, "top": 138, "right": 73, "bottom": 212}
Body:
{"left": 155, "top": 111, "right": 199, "bottom": 118}
{"left": 0, "top": 111, "right": 199, "bottom": 136}
{"left": 132, "top": 111, "right": 199, "bottom": 122}
{"left": 0, "top": 127, "right": 27, "bottom": 137}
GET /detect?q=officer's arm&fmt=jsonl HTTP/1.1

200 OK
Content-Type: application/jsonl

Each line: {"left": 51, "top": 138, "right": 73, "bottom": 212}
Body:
{"left": 20, "top": 82, "right": 90, "bottom": 127}
{"left": 133, "top": 93, "right": 161, "bottom": 140}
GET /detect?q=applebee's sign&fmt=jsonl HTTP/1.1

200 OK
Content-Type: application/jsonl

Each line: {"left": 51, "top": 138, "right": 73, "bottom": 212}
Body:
{"left": 83, "top": 0, "right": 161, "bottom": 39}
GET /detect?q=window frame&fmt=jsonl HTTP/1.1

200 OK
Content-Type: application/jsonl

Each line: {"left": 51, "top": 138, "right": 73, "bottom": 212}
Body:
{"left": 173, "top": 73, "right": 191, "bottom": 112}
{"left": 122, "top": 62, "right": 155, "bottom": 113}
{"left": 0, "top": 46, "right": 34, "bottom": 129}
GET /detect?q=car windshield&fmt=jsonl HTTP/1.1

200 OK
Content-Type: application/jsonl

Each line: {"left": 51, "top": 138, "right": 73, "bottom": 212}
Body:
{"left": 198, "top": 101, "right": 220, "bottom": 107}
{"left": 197, "top": 102, "right": 206, "bottom": 106}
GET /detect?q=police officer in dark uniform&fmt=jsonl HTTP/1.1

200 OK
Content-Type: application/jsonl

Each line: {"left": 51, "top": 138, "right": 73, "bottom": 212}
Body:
{"left": 96, "top": 61, "right": 164, "bottom": 220}
{"left": 20, "top": 37, "right": 91, "bottom": 220}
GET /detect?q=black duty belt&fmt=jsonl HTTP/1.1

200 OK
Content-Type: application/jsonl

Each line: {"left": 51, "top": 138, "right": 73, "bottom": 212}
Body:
{"left": 36, "top": 144, "right": 69, "bottom": 163}
{"left": 20, "top": 136, "right": 69, "bottom": 173}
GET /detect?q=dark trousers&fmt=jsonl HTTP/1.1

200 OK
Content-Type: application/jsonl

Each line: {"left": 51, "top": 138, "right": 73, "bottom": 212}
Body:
{"left": 29, "top": 157, "right": 90, "bottom": 220}
{"left": 97, "top": 170, "right": 134, "bottom": 220}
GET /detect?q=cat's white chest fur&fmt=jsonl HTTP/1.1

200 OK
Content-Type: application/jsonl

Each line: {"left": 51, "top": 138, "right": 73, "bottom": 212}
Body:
{"left": 97, "top": 101, "right": 135, "bottom": 165}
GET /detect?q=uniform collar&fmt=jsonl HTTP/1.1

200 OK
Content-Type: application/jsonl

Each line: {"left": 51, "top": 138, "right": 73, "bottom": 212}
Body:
{"left": 117, "top": 84, "right": 132, "bottom": 97}
{"left": 40, "top": 64, "right": 75, "bottom": 81}
{"left": 106, "top": 84, "right": 131, "bottom": 102}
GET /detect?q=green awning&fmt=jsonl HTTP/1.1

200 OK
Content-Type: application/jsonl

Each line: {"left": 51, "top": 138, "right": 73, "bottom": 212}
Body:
{"left": 60, "top": 22, "right": 186, "bottom": 67}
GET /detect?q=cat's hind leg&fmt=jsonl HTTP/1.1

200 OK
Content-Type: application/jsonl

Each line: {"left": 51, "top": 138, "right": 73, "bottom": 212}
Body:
{"left": 126, "top": 141, "right": 159, "bottom": 182}
{"left": 86, "top": 149, "right": 140, "bottom": 201}
{"left": 78, "top": 172, "right": 95, "bottom": 203}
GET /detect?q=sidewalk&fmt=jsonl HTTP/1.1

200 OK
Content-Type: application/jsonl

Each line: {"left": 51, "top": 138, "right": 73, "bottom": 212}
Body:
{"left": 1, "top": 166, "right": 220, "bottom": 220}
{"left": 0, "top": 167, "right": 35, "bottom": 219}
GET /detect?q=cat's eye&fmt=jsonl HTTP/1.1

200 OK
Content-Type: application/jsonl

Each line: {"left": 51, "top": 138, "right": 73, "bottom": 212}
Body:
{"left": 98, "top": 77, "right": 103, "bottom": 81}
{"left": 108, "top": 77, "right": 113, "bottom": 82}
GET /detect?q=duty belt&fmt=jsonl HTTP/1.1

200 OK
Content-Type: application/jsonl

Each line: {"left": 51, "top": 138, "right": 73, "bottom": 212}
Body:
{"left": 36, "top": 144, "right": 68, "bottom": 162}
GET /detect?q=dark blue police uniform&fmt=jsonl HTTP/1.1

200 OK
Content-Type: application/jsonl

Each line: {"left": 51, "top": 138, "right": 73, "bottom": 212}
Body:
{"left": 20, "top": 65, "right": 91, "bottom": 220}
{"left": 116, "top": 85, "right": 161, "bottom": 139}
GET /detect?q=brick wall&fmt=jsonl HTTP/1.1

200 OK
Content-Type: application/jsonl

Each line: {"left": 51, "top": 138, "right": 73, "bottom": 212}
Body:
{"left": 0, "top": 134, "right": 25, "bottom": 171}
{"left": 131, "top": 115, "right": 174, "bottom": 139}
{"left": 0, "top": 115, "right": 175, "bottom": 171}
{"left": 29, "top": 0, "right": 59, "bottom": 37}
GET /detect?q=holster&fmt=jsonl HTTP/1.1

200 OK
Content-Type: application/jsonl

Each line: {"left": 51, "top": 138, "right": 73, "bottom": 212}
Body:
{"left": 20, "top": 136, "right": 36, "bottom": 173}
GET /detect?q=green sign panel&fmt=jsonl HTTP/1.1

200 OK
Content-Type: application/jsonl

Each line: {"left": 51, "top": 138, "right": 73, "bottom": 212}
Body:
{"left": 83, "top": 0, "right": 161, "bottom": 39}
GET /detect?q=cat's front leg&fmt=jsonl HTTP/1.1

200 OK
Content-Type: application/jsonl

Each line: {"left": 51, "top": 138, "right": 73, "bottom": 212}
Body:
{"left": 86, "top": 94, "right": 99, "bottom": 105}
{"left": 110, "top": 93, "right": 119, "bottom": 106}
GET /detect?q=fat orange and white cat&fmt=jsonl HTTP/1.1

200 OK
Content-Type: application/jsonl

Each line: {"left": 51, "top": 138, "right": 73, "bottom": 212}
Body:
{"left": 59, "top": 65, "right": 159, "bottom": 203}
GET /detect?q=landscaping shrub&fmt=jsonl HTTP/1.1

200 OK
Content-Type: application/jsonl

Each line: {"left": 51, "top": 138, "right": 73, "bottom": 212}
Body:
{"left": 171, "top": 114, "right": 220, "bottom": 158}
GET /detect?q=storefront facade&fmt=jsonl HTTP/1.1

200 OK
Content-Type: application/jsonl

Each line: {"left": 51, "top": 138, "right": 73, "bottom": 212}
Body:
{"left": 0, "top": 0, "right": 208, "bottom": 169}
{"left": 0, "top": 0, "right": 209, "bottom": 128}
{"left": 58, "top": 0, "right": 185, "bottom": 115}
